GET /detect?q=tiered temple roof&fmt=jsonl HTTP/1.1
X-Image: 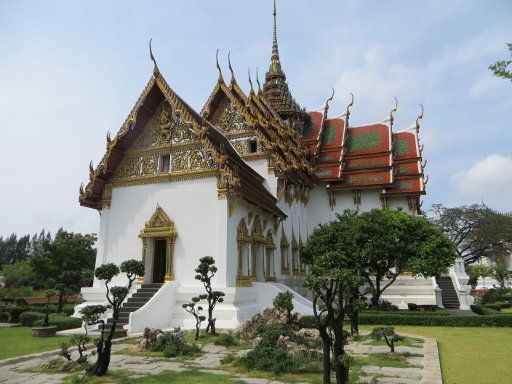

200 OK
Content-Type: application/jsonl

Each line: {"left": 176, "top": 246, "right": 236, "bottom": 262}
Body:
{"left": 79, "top": 51, "right": 285, "bottom": 218}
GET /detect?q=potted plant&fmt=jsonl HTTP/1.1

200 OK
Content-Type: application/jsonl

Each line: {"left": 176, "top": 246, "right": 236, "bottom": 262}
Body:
{"left": 31, "top": 289, "right": 58, "bottom": 337}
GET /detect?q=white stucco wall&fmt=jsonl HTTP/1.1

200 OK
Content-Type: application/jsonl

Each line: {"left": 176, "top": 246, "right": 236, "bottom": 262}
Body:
{"left": 93, "top": 177, "right": 224, "bottom": 288}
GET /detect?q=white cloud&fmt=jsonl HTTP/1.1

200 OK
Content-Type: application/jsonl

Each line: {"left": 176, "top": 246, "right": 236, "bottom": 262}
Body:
{"left": 451, "top": 155, "right": 512, "bottom": 210}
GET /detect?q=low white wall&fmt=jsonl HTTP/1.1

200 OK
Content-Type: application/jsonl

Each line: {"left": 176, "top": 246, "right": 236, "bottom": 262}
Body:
{"left": 128, "top": 281, "right": 179, "bottom": 333}
{"left": 252, "top": 282, "right": 314, "bottom": 316}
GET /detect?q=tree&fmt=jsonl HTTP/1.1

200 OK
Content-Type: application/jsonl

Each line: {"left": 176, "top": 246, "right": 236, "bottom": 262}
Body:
{"left": 466, "top": 265, "right": 492, "bottom": 288}
{"left": 491, "top": 259, "right": 512, "bottom": 289}
{"left": 194, "top": 256, "right": 225, "bottom": 335}
{"left": 1, "top": 260, "right": 35, "bottom": 288}
{"left": 42, "top": 289, "right": 57, "bottom": 327}
{"left": 182, "top": 297, "right": 206, "bottom": 341}
{"left": 356, "top": 209, "right": 457, "bottom": 308}
{"left": 430, "top": 204, "right": 512, "bottom": 265}
{"left": 31, "top": 229, "right": 96, "bottom": 309}
{"left": 86, "top": 259, "right": 144, "bottom": 376}
{"left": 370, "top": 326, "right": 404, "bottom": 353}
{"left": 301, "top": 211, "right": 363, "bottom": 384}
{"left": 489, "top": 43, "right": 512, "bottom": 82}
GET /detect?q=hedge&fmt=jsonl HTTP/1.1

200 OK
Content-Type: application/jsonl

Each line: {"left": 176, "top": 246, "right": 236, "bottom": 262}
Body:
{"left": 19, "top": 311, "right": 46, "bottom": 327}
{"left": 300, "top": 313, "right": 512, "bottom": 327}
{"left": 363, "top": 310, "right": 449, "bottom": 317}
{"left": 29, "top": 304, "right": 75, "bottom": 316}
{"left": 359, "top": 313, "right": 512, "bottom": 327}
{"left": 33, "top": 315, "right": 82, "bottom": 330}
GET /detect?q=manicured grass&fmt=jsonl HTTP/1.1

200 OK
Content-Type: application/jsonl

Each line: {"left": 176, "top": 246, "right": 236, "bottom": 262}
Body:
{"left": 0, "top": 326, "right": 71, "bottom": 360}
{"left": 361, "top": 325, "right": 512, "bottom": 384}
{"left": 65, "top": 369, "right": 246, "bottom": 383}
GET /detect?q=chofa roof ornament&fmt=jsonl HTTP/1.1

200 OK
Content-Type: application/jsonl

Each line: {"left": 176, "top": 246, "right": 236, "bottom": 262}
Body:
{"left": 149, "top": 38, "right": 160, "bottom": 77}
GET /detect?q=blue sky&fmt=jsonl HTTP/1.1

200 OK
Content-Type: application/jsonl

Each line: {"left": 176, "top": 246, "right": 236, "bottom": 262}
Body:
{"left": 0, "top": 0, "right": 511, "bottom": 237}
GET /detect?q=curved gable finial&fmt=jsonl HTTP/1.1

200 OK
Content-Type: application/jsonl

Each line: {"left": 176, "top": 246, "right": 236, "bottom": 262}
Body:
{"left": 228, "top": 52, "right": 236, "bottom": 85}
{"left": 389, "top": 96, "right": 398, "bottom": 126}
{"left": 216, "top": 49, "right": 224, "bottom": 84}
{"left": 324, "top": 87, "right": 335, "bottom": 114}
{"left": 149, "top": 38, "right": 160, "bottom": 77}
{"left": 415, "top": 104, "right": 424, "bottom": 131}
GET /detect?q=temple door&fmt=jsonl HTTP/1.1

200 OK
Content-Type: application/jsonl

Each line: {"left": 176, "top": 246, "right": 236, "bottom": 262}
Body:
{"left": 153, "top": 239, "right": 167, "bottom": 283}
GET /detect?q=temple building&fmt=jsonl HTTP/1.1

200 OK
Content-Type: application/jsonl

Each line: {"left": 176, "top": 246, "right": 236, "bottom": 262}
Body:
{"left": 75, "top": 2, "right": 460, "bottom": 332}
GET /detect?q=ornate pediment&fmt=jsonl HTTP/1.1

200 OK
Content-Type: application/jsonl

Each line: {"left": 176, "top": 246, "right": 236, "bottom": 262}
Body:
{"left": 139, "top": 205, "right": 177, "bottom": 239}
{"left": 237, "top": 218, "right": 251, "bottom": 242}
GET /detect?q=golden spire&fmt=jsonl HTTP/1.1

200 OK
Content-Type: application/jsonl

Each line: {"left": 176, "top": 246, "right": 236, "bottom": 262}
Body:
{"left": 216, "top": 49, "right": 225, "bottom": 84}
{"left": 269, "top": 0, "right": 283, "bottom": 77}
{"left": 149, "top": 38, "right": 160, "bottom": 77}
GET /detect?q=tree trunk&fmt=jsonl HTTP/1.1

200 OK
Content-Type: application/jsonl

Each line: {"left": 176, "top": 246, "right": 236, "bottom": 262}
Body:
{"left": 332, "top": 318, "right": 349, "bottom": 384}
{"left": 87, "top": 341, "right": 112, "bottom": 376}
{"left": 371, "top": 278, "right": 381, "bottom": 308}
{"left": 57, "top": 288, "right": 65, "bottom": 313}
{"left": 319, "top": 326, "right": 331, "bottom": 384}
{"left": 195, "top": 323, "right": 200, "bottom": 341}
{"left": 350, "top": 310, "right": 359, "bottom": 337}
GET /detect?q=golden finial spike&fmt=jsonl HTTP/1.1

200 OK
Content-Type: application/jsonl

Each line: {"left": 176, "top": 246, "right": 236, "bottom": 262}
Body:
{"left": 89, "top": 161, "right": 94, "bottom": 174}
{"left": 106, "top": 131, "right": 112, "bottom": 144}
{"left": 256, "top": 67, "right": 262, "bottom": 93}
{"left": 248, "top": 68, "right": 254, "bottom": 95}
{"left": 149, "top": 38, "right": 160, "bottom": 77}
{"left": 228, "top": 52, "right": 236, "bottom": 85}
{"left": 345, "top": 92, "right": 354, "bottom": 118}
{"left": 79, "top": 183, "right": 84, "bottom": 195}
{"left": 389, "top": 96, "right": 398, "bottom": 125}
{"left": 216, "top": 49, "right": 224, "bottom": 84}
{"left": 415, "top": 104, "right": 424, "bottom": 130}
{"left": 324, "top": 87, "right": 335, "bottom": 113}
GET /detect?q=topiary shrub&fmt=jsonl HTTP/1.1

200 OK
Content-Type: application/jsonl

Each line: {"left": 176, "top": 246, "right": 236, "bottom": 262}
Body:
{"left": 483, "top": 304, "right": 502, "bottom": 312}
{"left": 33, "top": 315, "right": 82, "bottom": 330}
{"left": 214, "top": 332, "right": 237, "bottom": 347}
{"left": 376, "top": 300, "right": 399, "bottom": 312}
{"left": 238, "top": 323, "right": 322, "bottom": 374}
{"left": 5, "top": 302, "right": 28, "bottom": 323}
{"left": 407, "top": 303, "right": 418, "bottom": 311}
{"left": 273, "top": 291, "right": 294, "bottom": 324}
{"left": 20, "top": 311, "right": 46, "bottom": 327}
{"left": 147, "top": 332, "right": 200, "bottom": 358}
{"left": 370, "top": 326, "right": 405, "bottom": 352}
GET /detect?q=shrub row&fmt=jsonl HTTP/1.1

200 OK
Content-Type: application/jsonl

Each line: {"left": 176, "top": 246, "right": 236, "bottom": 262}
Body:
{"left": 33, "top": 315, "right": 82, "bottom": 330}
{"left": 28, "top": 304, "right": 75, "bottom": 316}
{"left": 363, "top": 310, "right": 449, "bottom": 317}
{"left": 19, "top": 311, "right": 46, "bottom": 327}
{"left": 359, "top": 313, "right": 512, "bottom": 327}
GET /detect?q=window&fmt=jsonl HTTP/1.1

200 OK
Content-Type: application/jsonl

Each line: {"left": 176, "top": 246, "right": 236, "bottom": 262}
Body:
{"left": 160, "top": 154, "right": 170, "bottom": 172}
{"left": 249, "top": 139, "right": 257, "bottom": 153}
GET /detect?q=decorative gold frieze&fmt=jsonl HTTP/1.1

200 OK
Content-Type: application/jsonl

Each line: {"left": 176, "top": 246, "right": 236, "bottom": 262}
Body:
{"left": 352, "top": 189, "right": 362, "bottom": 208}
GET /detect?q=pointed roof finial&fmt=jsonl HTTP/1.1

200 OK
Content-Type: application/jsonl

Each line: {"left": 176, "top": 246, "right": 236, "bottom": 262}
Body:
{"left": 216, "top": 49, "right": 224, "bottom": 84}
{"left": 248, "top": 68, "right": 255, "bottom": 95}
{"left": 89, "top": 161, "right": 94, "bottom": 174}
{"left": 389, "top": 96, "right": 398, "bottom": 126}
{"left": 149, "top": 38, "right": 160, "bottom": 77}
{"left": 228, "top": 52, "right": 236, "bottom": 85}
{"left": 268, "top": 0, "right": 283, "bottom": 77}
{"left": 324, "top": 87, "right": 335, "bottom": 113}
{"left": 256, "top": 67, "right": 262, "bottom": 94}
{"left": 415, "top": 104, "right": 424, "bottom": 130}
{"left": 344, "top": 92, "right": 354, "bottom": 118}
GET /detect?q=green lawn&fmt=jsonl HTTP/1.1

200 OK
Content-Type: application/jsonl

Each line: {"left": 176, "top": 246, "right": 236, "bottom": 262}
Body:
{"left": 361, "top": 325, "right": 512, "bottom": 384}
{"left": 0, "top": 326, "right": 72, "bottom": 360}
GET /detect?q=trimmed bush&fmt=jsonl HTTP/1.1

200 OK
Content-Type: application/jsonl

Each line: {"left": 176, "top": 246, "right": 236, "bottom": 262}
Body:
{"left": 214, "top": 332, "right": 237, "bottom": 347}
{"left": 471, "top": 305, "right": 499, "bottom": 315}
{"left": 20, "top": 311, "right": 46, "bottom": 327}
{"left": 358, "top": 313, "right": 512, "bottom": 327}
{"left": 482, "top": 304, "right": 502, "bottom": 312}
{"left": 363, "top": 310, "right": 449, "bottom": 317}
{"left": 33, "top": 315, "right": 82, "bottom": 330}
{"left": 147, "top": 332, "right": 200, "bottom": 358}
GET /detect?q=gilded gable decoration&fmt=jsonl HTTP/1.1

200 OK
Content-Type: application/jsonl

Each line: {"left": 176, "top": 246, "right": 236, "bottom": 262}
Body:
{"left": 252, "top": 215, "right": 265, "bottom": 243}
{"left": 280, "top": 227, "right": 289, "bottom": 247}
{"left": 237, "top": 218, "right": 251, "bottom": 242}
{"left": 265, "top": 230, "right": 276, "bottom": 250}
{"left": 139, "top": 205, "right": 177, "bottom": 239}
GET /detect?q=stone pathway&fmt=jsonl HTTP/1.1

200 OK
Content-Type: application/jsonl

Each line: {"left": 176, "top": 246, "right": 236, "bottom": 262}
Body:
{"left": 0, "top": 332, "right": 442, "bottom": 384}
{"left": 0, "top": 323, "right": 19, "bottom": 329}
